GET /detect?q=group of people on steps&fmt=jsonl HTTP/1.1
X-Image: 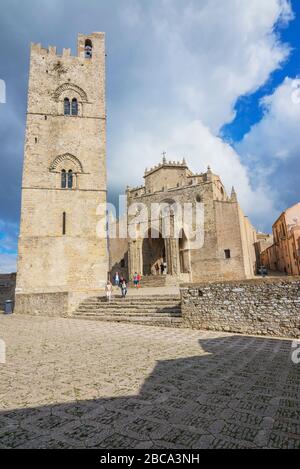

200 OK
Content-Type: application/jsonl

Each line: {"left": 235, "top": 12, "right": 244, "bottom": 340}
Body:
{"left": 105, "top": 271, "right": 141, "bottom": 302}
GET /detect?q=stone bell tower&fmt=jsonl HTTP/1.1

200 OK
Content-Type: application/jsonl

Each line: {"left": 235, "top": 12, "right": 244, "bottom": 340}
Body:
{"left": 16, "top": 33, "right": 108, "bottom": 314}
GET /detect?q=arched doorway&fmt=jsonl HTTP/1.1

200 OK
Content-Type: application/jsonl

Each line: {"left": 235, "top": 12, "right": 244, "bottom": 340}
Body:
{"left": 142, "top": 229, "right": 166, "bottom": 276}
{"left": 179, "top": 230, "right": 191, "bottom": 274}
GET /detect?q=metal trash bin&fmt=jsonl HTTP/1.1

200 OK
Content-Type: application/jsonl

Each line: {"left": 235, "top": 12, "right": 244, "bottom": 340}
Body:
{"left": 4, "top": 300, "right": 13, "bottom": 314}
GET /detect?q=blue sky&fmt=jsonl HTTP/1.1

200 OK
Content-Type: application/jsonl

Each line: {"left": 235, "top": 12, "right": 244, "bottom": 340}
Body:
{"left": 0, "top": 0, "right": 300, "bottom": 273}
{"left": 222, "top": 4, "right": 300, "bottom": 142}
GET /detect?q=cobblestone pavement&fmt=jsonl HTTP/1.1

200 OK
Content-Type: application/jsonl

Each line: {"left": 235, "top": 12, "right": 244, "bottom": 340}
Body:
{"left": 0, "top": 315, "right": 299, "bottom": 449}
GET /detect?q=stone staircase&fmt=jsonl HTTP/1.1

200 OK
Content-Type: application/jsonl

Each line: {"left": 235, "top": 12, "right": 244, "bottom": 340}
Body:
{"left": 132, "top": 275, "right": 167, "bottom": 288}
{"left": 129, "top": 275, "right": 180, "bottom": 288}
{"left": 73, "top": 294, "right": 183, "bottom": 328}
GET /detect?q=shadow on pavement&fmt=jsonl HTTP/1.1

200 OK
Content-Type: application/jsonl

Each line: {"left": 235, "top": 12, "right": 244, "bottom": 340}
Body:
{"left": 0, "top": 335, "right": 299, "bottom": 449}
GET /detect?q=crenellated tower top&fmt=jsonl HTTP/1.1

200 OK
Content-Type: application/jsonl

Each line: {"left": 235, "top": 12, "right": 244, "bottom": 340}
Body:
{"left": 144, "top": 154, "right": 188, "bottom": 177}
{"left": 30, "top": 32, "right": 105, "bottom": 59}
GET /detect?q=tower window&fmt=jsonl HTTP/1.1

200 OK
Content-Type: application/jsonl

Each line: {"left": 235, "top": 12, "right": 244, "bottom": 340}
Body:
{"left": 62, "top": 212, "right": 66, "bottom": 235}
{"left": 224, "top": 249, "right": 231, "bottom": 259}
{"left": 71, "top": 98, "right": 78, "bottom": 116}
{"left": 67, "top": 170, "right": 73, "bottom": 189}
{"left": 64, "top": 98, "right": 70, "bottom": 115}
{"left": 85, "top": 39, "right": 93, "bottom": 58}
{"left": 61, "top": 169, "right": 67, "bottom": 189}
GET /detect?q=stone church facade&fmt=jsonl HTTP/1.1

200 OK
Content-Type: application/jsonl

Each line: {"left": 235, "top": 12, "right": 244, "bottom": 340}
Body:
{"left": 110, "top": 157, "right": 258, "bottom": 283}
{"left": 15, "top": 33, "right": 108, "bottom": 314}
{"left": 15, "top": 32, "right": 258, "bottom": 314}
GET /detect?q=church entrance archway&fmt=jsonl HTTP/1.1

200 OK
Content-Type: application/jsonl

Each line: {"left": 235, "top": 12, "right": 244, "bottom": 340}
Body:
{"left": 142, "top": 229, "right": 166, "bottom": 276}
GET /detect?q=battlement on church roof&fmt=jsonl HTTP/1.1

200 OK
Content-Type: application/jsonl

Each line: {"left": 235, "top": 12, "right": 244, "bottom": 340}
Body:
{"left": 144, "top": 156, "right": 189, "bottom": 177}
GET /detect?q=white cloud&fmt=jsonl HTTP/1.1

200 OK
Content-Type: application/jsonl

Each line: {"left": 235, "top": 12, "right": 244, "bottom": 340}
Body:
{"left": 108, "top": 0, "right": 293, "bottom": 231}
{"left": 109, "top": 119, "right": 276, "bottom": 229}
{"left": 238, "top": 77, "right": 300, "bottom": 162}
{"left": 0, "top": 0, "right": 294, "bottom": 238}
{"left": 0, "top": 218, "right": 18, "bottom": 273}
{"left": 235, "top": 76, "right": 300, "bottom": 224}
{"left": 0, "top": 254, "right": 17, "bottom": 274}
{"left": 146, "top": 0, "right": 292, "bottom": 132}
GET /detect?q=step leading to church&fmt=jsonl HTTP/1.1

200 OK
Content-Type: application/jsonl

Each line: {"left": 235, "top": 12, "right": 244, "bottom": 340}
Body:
{"left": 73, "top": 294, "right": 183, "bottom": 328}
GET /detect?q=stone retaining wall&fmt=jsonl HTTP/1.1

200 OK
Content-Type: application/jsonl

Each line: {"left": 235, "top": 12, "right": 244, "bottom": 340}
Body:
{"left": 181, "top": 277, "right": 300, "bottom": 338}
{"left": 14, "top": 292, "right": 69, "bottom": 316}
{"left": 0, "top": 273, "right": 16, "bottom": 310}
{"left": 14, "top": 289, "right": 105, "bottom": 316}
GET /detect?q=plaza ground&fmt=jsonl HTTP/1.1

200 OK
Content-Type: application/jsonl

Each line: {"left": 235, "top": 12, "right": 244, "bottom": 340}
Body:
{"left": 0, "top": 315, "right": 299, "bottom": 449}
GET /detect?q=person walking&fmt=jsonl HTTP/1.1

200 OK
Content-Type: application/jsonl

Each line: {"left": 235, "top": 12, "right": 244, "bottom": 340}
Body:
{"left": 137, "top": 273, "right": 141, "bottom": 288}
{"left": 121, "top": 279, "right": 128, "bottom": 298}
{"left": 133, "top": 272, "right": 138, "bottom": 288}
{"left": 114, "top": 271, "right": 120, "bottom": 287}
{"left": 105, "top": 280, "right": 112, "bottom": 302}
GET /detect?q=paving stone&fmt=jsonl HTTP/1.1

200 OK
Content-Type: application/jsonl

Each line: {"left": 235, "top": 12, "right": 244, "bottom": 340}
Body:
{"left": 0, "top": 315, "right": 299, "bottom": 448}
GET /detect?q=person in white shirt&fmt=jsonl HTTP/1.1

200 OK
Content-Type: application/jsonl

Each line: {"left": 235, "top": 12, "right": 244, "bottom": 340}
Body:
{"left": 105, "top": 281, "right": 112, "bottom": 302}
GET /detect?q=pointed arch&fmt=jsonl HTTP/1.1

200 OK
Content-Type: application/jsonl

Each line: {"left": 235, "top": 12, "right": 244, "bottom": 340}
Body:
{"left": 53, "top": 83, "right": 88, "bottom": 102}
{"left": 49, "top": 153, "right": 83, "bottom": 173}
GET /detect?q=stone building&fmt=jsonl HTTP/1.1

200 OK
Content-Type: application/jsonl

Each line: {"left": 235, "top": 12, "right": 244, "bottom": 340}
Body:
{"left": 261, "top": 202, "right": 300, "bottom": 276}
{"left": 110, "top": 156, "right": 258, "bottom": 283}
{"left": 15, "top": 33, "right": 108, "bottom": 314}
{"left": 254, "top": 232, "right": 274, "bottom": 271}
{"left": 0, "top": 274, "right": 16, "bottom": 311}
{"left": 260, "top": 244, "right": 278, "bottom": 272}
